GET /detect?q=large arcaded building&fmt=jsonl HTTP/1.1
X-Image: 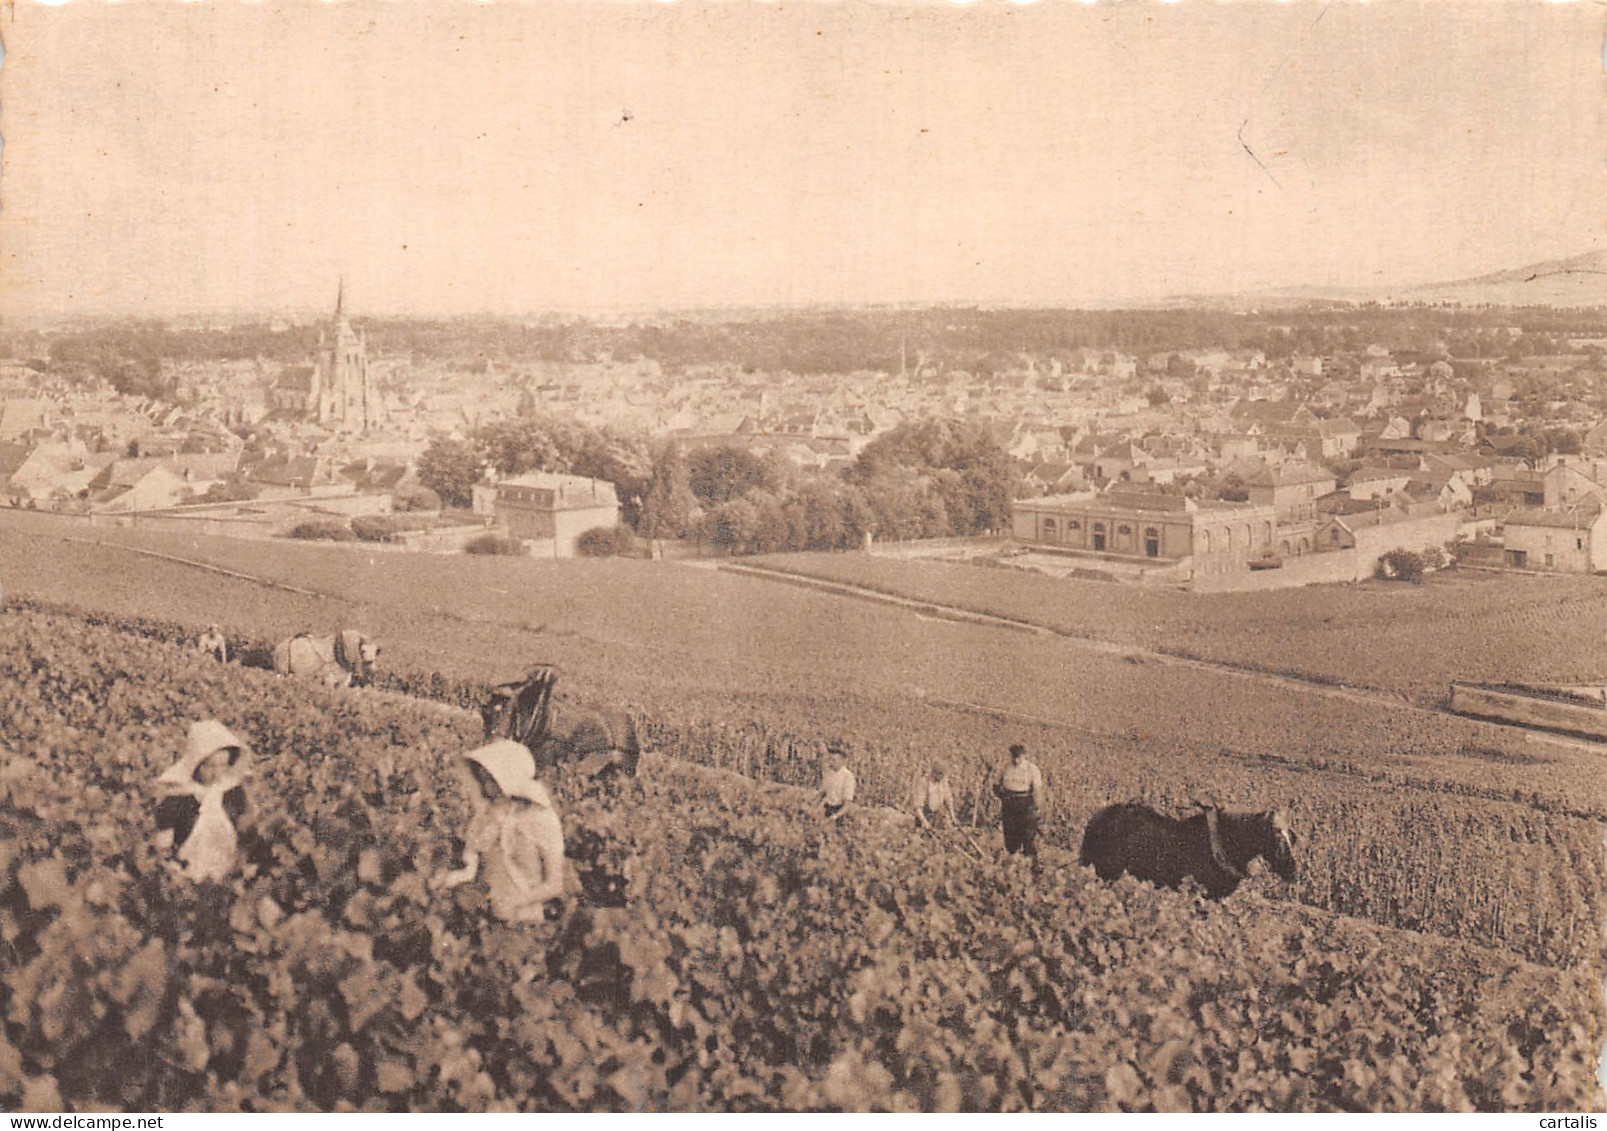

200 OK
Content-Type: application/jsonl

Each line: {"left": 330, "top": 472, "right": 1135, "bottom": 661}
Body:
{"left": 1010, "top": 490, "right": 1281, "bottom": 577}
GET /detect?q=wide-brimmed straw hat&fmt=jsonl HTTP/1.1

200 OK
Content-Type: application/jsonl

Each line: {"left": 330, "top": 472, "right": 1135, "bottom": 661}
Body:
{"left": 157, "top": 719, "right": 248, "bottom": 788}
{"left": 462, "top": 740, "right": 553, "bottom": 807}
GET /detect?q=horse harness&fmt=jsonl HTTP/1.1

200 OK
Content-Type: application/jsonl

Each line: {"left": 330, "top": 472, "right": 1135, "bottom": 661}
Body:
{"left": 488, "top": 668, "right": 559, "bottom": 749}
{"left": 1204, "top": 808, "right": 1246, "bottom": 881}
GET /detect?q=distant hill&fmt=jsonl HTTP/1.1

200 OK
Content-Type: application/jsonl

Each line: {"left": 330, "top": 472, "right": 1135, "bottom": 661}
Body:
{"left": 1392, "top": 249, "right": 1607, "bottom": 307}
{"left": 1164, "top": 250, "right": 1607, "bottom": 310}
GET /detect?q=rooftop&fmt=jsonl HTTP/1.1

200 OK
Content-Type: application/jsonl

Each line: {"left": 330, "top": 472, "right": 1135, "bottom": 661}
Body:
{"left": 1504, "top": 502, "right": 1604, "bottom": 529}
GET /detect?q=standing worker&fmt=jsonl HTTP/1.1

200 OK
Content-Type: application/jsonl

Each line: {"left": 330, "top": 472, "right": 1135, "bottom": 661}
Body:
{"left": 198, "top": 624, "right": 229, "bottom": 664}
{"left": 821, "top": 741, "right": 856, "bottom": 821}
{"left": 913, "top": 765, "right": 957, "bottom": 829}
{"left": 995, "top": 743, "right": 1044, "bottom": 860}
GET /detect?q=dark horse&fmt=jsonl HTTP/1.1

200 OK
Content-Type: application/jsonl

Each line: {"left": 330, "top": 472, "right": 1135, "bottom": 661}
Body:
{"left": 481, "top": 664, "right": 641, "bottom": 779}
{"left": 1079, "top": 803, "right": 1297, "bottom": 900}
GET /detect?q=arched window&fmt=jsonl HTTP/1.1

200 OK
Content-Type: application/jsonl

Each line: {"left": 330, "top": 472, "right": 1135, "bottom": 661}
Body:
{"left": 1223, "top": 527, "right": 1234, "bottom": 551}
{"left": 1201, "top": 529, "right": 1212, "bottom": 553}
{"left": 1041, "top": 517, "right": 1059, "bottom": 542}
{"left": 1144, "top": 527, "right": 1161, "bottom": 558}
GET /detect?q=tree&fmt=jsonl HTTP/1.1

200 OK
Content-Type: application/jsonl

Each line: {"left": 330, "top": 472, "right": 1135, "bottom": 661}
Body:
{"left": 567, "top": 426, "right": 654, "bottom": 526}
{"left": 198, "top": 473, "right": 260, "bottom": 504}
{"left": 1493, "top": 434, "right": 1542, "bottom": 464}
{"left": 789, "top": 478, "right": 848, "bottom": 550}
{"left": 703, "top": 495, "right": 761, "bottom": 554}
{"left": 575, "top": 524, "right": 635, "bottom": 557}
{"left": 1216, "top": 473, "right": 1250, "bottom": 503}
{"left": 1377, "top": 548, "right": 1425, "bottom": 584}
{"left": 465, "top": 532, "right": 525, "bottom": 555}
{"left": 849, "top": 419, "right": 1015, "bottom": 537}
{"left": 475, "top": 418, "right": 570, "bottom": 477}
{"left": 687, "top": 445, "right": 776, "bottom": 507}
{"left": 105, "top": 355, "right": 170, "bottom": 399}
{"left": 416, "top": 437, "right": 481, "bottom": 508}
{"left": 392, "top": 484, "right": 442, "bottom": 513}
{"left": 1544, "top": 428, "right": 1582, "bottom": 456}
{"left": 637, "top": 448, "right": 702, "bottom": 539}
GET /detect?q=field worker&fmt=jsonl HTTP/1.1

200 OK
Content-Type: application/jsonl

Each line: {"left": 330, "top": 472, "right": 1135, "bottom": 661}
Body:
{"left": 197, "top": 624, "right": 228, "bottom": 664}
{"left": 821, "top": 741, "right": 856, "bottom": 821}
{"left": 153, "top": 720, "right": 251, "bottom": 883}
{"left": 913, "top": 765, "right": 957, "bottom": 829}
{"left": 433, "top": 740, "right": 566, "bottom": 922}
{"left": 995, "top": 743, "right": 1044, "bottom": 859}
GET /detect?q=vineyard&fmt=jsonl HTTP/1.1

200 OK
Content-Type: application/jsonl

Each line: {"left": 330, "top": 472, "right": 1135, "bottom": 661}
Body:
{"left": 3, "top": 514, "right": 1605, "bottom": 818}
{"left": 0, "top": 606, "right": 1601, "bottom": 1112}
{"left": 747, "top": 550, "right": 1607, "bottom": 704}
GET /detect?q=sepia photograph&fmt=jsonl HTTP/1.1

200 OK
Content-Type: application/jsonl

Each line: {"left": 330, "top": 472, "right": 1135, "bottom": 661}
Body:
{"left": 0, "top": 0, "right": 1604, "bottom": 1115}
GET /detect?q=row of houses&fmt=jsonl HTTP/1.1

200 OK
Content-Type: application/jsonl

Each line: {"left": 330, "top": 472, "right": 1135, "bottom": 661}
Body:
{"left": 1012, "top": 448, "right": 1607, "bottom": 583}
{"left": 0, "top": 439, "right": 419, "bottom": 512}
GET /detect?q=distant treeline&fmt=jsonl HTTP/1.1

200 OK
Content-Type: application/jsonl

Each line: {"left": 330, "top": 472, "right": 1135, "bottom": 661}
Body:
{"left": 7, "top": 304, "right": 1607, "bottom": 378}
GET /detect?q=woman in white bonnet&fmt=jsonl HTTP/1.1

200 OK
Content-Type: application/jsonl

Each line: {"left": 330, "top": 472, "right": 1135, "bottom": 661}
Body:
{"left": 154, "top": 719, "right": 251, "bottom": 883}
{"left": 432, "top": 740, "right": 566, "bottom": 922}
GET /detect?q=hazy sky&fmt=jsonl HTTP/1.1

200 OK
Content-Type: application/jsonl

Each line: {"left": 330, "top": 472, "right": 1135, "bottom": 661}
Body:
{"left": 2, "top": 1, "right": 1603, "bottom": 317}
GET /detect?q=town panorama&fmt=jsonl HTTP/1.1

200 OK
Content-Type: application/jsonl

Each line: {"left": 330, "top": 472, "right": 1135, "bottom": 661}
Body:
{"left": 4, "top": 294, "right": 1606, "bottom": 585}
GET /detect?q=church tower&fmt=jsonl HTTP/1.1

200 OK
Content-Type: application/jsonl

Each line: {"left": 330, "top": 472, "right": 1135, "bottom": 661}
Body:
{"left": 315, "top": 279, "right": 379, "bottom": 433}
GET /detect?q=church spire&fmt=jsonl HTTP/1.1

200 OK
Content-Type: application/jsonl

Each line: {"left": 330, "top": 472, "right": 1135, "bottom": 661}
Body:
{"left": 334, "top": 276, "right": 346, "bottom": 323}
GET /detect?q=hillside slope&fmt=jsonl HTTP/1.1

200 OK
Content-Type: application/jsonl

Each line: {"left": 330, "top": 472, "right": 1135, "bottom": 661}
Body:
{"left": 4, "top": 605, "right": 1596, "bottom": 1111}
{"left": 1, "top": 509, "right": 1602, "bottom": 967}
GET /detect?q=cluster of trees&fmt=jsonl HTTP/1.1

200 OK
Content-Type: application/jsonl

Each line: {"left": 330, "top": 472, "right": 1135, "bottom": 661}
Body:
{"left": 419, "top": 412, "right": 1017, "bottom": 556}
{"left": 11, "top": 304, "right": 1607, "bottom": 385}
{"left": 637, "top": 419, "right": 1015, "bottom": 554}
{"left": 31, "top": 341, "right": 175, "bottom": 399}
{"left": 364, "top": 305, "right": 1606, "bottom": 374}
{"left": 1478, "top": 424, "right": 1583, "bottom": 462}
{"left": 37, "top": 323, "right": 320, "bottom": 368}
{"left": 416, "top": 417, "right": 653, "bottom": 521}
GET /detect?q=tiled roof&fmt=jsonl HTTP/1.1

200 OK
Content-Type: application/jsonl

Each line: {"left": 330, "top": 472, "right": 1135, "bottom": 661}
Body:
{"left": 1504, "top": 502, "right": 1605, "bottom": 529}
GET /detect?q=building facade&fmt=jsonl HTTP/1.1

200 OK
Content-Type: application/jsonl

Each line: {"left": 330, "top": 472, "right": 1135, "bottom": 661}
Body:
{"left": 1313, "top": 506, "right": 1460, "bottom": 561}
{"left": 1502, "top": 503, "right": 1607, "bottom": 572}
{"left": 493, "top": 472, "right": 621, "bottom": 557}
{"left": 1010, "top": 491, "right": 1280, "bottom": 576}
{"left": 1244, "top": 463, "right": 1337, "bottom": 520}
